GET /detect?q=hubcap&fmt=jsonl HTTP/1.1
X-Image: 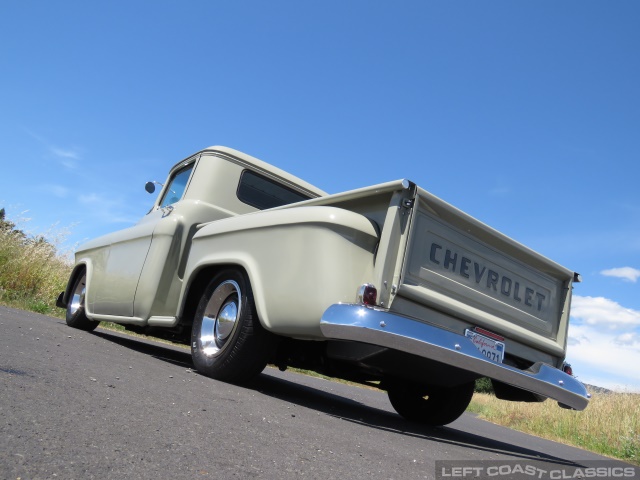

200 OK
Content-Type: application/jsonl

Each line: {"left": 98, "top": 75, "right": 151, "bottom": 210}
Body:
{"left": 68, "top": 276, "right": 86, "bottom": 316}
{"left": 199, "top": 280, "right": 241, "bottom": 357}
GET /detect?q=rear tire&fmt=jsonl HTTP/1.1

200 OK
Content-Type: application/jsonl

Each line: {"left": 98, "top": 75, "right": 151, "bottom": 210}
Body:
{"left": 387, "top": 381, "right": 475, "bottom": 426}
{"left": 191, "top": 269, "right": 276, "bottom": 383}
{"left": 65, "top": 272, "right": 99, "bottom": 332}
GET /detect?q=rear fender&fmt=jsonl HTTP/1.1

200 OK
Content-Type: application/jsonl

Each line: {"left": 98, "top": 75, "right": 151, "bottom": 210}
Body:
{"left": 178, "top": 206, "right": 379, "bottom": 337}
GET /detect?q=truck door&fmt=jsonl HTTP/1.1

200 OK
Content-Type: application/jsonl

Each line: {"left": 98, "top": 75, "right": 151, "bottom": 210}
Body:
{"left": 91, "top": 162, "right": 195, "bottom": 317}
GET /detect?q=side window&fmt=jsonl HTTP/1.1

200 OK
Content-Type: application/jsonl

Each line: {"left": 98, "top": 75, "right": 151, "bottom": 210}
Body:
{"left": 237, "top": 170, "right": 311, "bottom": 209}
{"left": 160, "top": 164, "right": 194, "bottom": 208}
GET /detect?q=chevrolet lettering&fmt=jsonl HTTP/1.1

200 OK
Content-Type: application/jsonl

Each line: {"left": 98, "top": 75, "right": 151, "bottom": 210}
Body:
{"left": 57, "top": 146, "right": 589, "bottom": 427}
{"left": 429, "top": 243, "right": 548, "bottom": 313}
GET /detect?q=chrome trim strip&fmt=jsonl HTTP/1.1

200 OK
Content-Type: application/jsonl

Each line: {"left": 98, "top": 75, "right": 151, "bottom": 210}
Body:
{"left": 320, "top": 304, "right": 589, "bottom": 411}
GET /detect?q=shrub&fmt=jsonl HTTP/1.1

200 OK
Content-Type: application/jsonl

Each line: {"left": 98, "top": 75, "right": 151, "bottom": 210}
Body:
{"left": 475, "top": 377, "right": 494, "bottom": 394}
{"left": 0, "top": 208, "right": 71, "bottom": 317}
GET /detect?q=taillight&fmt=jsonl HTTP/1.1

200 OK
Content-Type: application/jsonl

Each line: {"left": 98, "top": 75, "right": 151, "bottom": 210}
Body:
{"left": 562, "top": 362, "right": 573, "bottom": 376}
{"left": 357, "top": 284, "right": 377, "bottom": 306}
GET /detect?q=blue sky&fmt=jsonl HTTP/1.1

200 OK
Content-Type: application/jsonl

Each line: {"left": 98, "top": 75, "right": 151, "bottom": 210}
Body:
{"left": 1, "top": 1, "right": 638, "bottom": 391}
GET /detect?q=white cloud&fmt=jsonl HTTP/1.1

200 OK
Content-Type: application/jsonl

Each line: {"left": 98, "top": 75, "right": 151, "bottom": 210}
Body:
{"left": 25, "top": 128, "right": 82, "bottom": 168}
{"left": 601, "top": 266, "right": 640, "bottom": 283}
{"left": 571, "top": 295, "right": 640, "bottom": 330}
{"left": 49, "top": 146, "right": 82, "bottom": 169}
{"left": 575, "top": 373, "right": 639, "bottom": 393}
{"left": 566, "top": 332, "right": 589, "bottom": 346}
{"left": 567, "top": 323, "right": 640, "bottom": 392}
{"left": 44, "top": 185, "right": 70, "bottom": 198}
{"left": 567, "top": 295, "right": 640, "bottom": 392}
{"left": 78, "top": 193, "right": 101, "bottom": 204}
{"left": 50, "top": 147, "right": 80, "bottom": 160}
{"left": 614, "top": 332, "right": 640, "bottom": 346}
{"left": 77, "top": 193, "right": 139, "bottom": 224}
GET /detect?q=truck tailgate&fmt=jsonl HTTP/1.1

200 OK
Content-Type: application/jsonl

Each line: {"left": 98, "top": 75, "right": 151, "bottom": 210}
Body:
{"left": 397, "top": 187, "right": 575, "bottom": 360}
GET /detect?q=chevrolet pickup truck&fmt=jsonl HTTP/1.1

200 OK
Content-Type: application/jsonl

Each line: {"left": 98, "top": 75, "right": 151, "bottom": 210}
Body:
{"left": 57, "top": 146, "right": 589, "bottom": 426}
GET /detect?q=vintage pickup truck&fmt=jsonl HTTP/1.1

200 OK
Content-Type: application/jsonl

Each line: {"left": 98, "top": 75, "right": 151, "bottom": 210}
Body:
{"left": 57, "top": 146, "right": 589, "bottom": 425}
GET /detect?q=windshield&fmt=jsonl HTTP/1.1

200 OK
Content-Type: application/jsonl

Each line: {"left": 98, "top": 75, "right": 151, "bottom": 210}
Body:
{"left": 160, "top": 164, "right": 194, "bottom": 207}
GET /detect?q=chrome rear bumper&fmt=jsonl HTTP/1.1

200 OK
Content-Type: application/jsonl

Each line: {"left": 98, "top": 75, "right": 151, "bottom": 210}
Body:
{"left": 320, "top": 304, "right": 589, "bottom": 411}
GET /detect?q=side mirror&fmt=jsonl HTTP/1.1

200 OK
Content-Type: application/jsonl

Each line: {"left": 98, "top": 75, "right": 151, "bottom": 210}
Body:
{"left": 145, "top": 181, "right": 156, "bottom": 194}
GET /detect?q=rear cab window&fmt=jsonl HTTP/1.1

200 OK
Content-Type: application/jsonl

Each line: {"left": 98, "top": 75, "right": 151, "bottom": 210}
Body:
{"left": 237, "top": 170, "right": 311, "bottom": 209}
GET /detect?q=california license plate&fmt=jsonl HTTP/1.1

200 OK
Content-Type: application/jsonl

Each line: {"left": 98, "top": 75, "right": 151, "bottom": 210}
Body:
{"left": 465, "top": 329, "right": 505, "bottom": 363}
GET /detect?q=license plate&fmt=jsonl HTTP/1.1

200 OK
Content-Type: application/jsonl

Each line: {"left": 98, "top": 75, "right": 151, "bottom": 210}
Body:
{"left": 465, "top": 329, "right": 505, "bottom": 363}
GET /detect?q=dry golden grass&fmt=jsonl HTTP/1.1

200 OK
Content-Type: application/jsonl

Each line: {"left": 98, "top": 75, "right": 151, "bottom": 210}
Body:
{"left": 0, "top": 222, "right": 72, "bottom": 317}
{"left": 468, "top": 390, "right": 640, "bottom": 465}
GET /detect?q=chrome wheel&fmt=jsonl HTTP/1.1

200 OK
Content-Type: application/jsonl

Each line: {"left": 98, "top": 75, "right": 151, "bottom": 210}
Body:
{"left": 68, "top": 275, "right": 86, "bottom": 317}
{"left": 198, "top": 280, "right": 241, "bottom": 357}
{"left": 65, "top": 270, "right": 99, "bottom": 332}
{"left": 191, "top": 269, "right": 277, "bottom": 383}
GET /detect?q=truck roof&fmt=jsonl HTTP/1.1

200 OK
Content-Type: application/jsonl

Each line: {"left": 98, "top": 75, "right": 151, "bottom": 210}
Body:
{"left": 183, "top": 146, "right": 328, "bottom": 199}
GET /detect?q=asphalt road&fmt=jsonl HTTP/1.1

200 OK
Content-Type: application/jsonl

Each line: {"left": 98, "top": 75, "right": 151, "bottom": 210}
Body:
{"left": 1, "top": 306, "right": 635, "bottom": 480}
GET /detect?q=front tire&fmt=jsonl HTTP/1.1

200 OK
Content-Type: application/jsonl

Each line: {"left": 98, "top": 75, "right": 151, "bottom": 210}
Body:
{"left": 387, "top": 381, "right": 475, "bottom": 426}
{"left": 65, "top": 272, "right": 99, "bottom": 332}
{"left": 191, "top": 269, "right": 276, "bottom": 383}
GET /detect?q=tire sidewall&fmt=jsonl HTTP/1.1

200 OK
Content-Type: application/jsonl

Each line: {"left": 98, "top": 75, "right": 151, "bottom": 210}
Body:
{"left": 190, "top": 269, "right": 254, "bottom": 376}
{"left": 65, "top": 274, "right": 85, "bottom": 325}
{"left": 65, "top": 271, "right": 99, "bottom": 331}
{"left": 388, "top": 381, "right": 475, "bottom": 426}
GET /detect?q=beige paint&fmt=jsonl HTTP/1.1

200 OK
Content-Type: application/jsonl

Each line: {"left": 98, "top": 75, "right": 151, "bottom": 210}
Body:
{"left": 181, "top": 206, "right": 378, "bottom": 337}
{"left": 71, "top": 146, "right": 576, "bottom": 366}
{"left": 397, "top": 189, "right": 574, "bottom": 364}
